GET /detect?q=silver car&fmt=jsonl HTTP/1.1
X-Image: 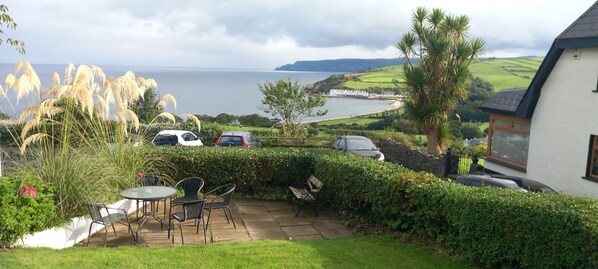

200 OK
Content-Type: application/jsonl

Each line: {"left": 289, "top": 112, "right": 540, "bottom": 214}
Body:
{"left": 332, "top": 135, "right": 384, "bottom": 161}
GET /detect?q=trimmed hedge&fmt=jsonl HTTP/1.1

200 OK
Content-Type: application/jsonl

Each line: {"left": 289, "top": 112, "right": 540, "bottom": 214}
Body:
{"left": 142, "top": 146, "right": 321, "bottom": 192}
{"left": 147, "top": 146, "right": 598, "bottom": 268}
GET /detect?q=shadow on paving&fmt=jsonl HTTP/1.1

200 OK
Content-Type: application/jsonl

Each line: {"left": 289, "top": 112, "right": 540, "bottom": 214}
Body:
{"left": 79, "top": 199, "right": 353, "bottom": 247}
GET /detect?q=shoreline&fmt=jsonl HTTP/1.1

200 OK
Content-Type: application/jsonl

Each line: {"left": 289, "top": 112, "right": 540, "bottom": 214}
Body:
{"left": 304, "top": 99, "right": 403, "bottom": 123}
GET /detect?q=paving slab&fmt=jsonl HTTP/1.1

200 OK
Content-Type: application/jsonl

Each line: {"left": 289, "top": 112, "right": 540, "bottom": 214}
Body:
{"left": 281, "top": 225, "right": 320, "bottom": 237}
{"left": 274, "top": 215, "right": 311, "bottom": 226}
{"left": 81, "top": 198, "right": 353, "bottom": 247}
{"left": 244, "top": 221, "right": 282, "bottom": 233}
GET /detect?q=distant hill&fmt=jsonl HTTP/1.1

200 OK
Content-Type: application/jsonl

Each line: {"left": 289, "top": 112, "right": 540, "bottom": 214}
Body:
{"left": 304, "top": 57, "right": 544, "bottom": 94}
{"left": 275, "top": 58, "right": 405, "bottom": 72}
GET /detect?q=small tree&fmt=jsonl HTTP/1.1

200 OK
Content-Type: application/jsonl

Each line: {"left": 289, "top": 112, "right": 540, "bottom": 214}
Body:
{"left": 129, "top": 87, "right": 161, "bottom": 123}
{"left": 258, "top": 79, "right": 327, "bottom": 135}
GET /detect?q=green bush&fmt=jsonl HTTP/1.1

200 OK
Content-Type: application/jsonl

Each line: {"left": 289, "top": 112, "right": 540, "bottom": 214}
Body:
{"left": 141, "top": 146, "right": 321, "bottom": 193}
{"left": 414, "top": 183, "right": 598, "bottom": 268}
{"left": 0, "top": 172, "right": 62, "bottom": 247}
{"left": 142, "top": 146, "right": 598, "bottom": 268}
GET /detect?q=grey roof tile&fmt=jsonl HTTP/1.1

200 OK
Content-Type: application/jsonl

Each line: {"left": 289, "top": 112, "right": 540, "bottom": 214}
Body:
{"left": 558, "top": 2, "right": 598, "bottom": 39}
{"left": 480, "top": 88, "right": 527, "bottom": 113}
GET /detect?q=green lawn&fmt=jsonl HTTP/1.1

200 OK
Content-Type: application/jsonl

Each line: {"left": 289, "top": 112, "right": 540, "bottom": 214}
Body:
{"left": 0, "top": 236, "right": 476, "bottom": 269}
{"left": 317, "top": 117, "right": 381, "bottom": 126}
{"left": 330, "top": 57, "right": 542, "bottom": 92}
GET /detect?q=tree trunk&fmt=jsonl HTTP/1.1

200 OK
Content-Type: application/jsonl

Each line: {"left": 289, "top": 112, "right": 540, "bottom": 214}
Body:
{"left": 425, "top": 126, "right": 442, "bottom": 155}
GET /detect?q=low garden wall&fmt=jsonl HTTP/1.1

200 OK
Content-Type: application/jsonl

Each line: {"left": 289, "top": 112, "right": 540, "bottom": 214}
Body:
{"left": 379, "top": 138, "right": 458, "bottom": 177}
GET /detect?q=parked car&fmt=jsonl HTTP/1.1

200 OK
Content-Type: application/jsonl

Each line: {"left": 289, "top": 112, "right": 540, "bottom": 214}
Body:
{"left": 332, "top": 135, "right": 384, "bottom": 161}
{"left": 215, "top": 131, "right": 261, "bottom": 148}
{"left": 152, "top": 130, "right": 203, "bottom": 146}
{"left": 455, "top": 174, "right": 556, "bottom": 193}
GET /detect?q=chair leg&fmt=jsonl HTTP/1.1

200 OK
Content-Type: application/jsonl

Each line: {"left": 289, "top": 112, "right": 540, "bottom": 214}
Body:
{"left": 103, "top": 225, "right": 108, "bottom": 247}
{"left": 111, "top": 223, "right": 117, "bottom": 236}
{"left": 202, "top": 218, "right": 207, "bottom": 244}
{"left": 179, "top": 222, "right": 184, "bottom": 245}
{"left": 168, "top": 217, "right": 172, "bottom": 239}
{"left": 205, "top": 209, "right": 213, "bottom": 230}
{"left": 295, "top": 203, "right": 303, "bottom": 217}
{"left": 226, "top": 207, "right": 236, "bottom": 228}
{"left": 87, "top": 223, "right": 94, "bottom": 246}
{"left": 223, "top": 208, "right": 230, "bottom": 223}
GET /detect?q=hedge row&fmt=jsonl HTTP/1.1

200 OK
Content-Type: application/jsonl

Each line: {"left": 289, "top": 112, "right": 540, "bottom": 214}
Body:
{"left": 142, "top": 146, "right": 319, "bottom": 192}
{"left": 148, "top": 146, "right": 598, "bottom": 268}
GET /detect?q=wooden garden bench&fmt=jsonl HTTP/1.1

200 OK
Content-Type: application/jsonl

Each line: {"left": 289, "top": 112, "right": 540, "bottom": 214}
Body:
{"left": 289, "top": 175, "right": 324, "bottom": 217}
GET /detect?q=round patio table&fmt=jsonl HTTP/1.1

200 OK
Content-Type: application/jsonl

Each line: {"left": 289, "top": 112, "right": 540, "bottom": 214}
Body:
{"left": 120, "top": 186, "right": 176, "bottom": 229}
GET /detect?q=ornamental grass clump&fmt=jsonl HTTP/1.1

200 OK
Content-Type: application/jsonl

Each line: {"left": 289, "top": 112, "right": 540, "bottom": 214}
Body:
{"left": 0, "top": 62, "right": 199, "bottom": 217}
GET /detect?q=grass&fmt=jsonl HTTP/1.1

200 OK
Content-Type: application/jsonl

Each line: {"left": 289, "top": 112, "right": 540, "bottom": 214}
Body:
{"left": 0, "top": 236, "right": 476, "bottom": 269}
{"left": 330, "top": 57, "right": 542, "bottom": 92}
{"left": 317, "top": 117, "right": 381, "bottom": 126}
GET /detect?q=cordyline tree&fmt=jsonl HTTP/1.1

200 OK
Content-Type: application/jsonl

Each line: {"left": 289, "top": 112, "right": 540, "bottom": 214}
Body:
{"left": 397, "top": 7, "right": 484, "bottom": 155}
{"left": 258, "top": 78, "right": 327, "bottom": 135}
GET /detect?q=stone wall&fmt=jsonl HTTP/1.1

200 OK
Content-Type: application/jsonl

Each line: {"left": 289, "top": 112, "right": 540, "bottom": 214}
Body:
{"left": 379, "top": 139, "right": 457, "bottom": 178}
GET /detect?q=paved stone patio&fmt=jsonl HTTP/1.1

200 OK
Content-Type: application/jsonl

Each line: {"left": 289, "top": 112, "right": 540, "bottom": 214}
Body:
{"left": 81, "top": 199, "right": 353, "bottom": 247}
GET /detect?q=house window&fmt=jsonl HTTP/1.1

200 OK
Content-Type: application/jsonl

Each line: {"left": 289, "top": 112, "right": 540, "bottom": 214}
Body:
{"left": 587, "top": 136, "right": 598, "bottom": 179}
{"left": 487, "top": 114, "right": 530, "bottom": 170}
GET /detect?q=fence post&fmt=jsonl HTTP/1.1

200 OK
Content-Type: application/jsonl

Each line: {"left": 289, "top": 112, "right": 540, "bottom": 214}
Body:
{"left": 469, "top": 154, "right": 480, "bottom": 174}
{"left": 444, "top": 148, "right": 452, "bottom": 177}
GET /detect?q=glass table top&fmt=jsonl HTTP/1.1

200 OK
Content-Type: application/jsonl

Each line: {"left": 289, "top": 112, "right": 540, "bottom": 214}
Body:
{"left": 120, "top": 186, "right": 177, "bottom": 200}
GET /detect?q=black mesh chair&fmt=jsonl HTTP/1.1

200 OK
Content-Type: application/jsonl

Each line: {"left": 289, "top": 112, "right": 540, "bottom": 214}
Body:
{"left": 168, "top": 199, "right": 207, "bottom": 245}
{"left": 204, "top": 183, "right": 236, "bottom": 229}
{"left": 172, "top": 177, "right": 205, "bottom": 205}
{"left": 85, "top": 203, "right": 137, "bottom": 247}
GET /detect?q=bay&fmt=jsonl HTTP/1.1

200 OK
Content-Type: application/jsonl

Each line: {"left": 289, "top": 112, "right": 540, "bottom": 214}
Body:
{"left": 0, "top": 63, "right": 395, "bottom": 122}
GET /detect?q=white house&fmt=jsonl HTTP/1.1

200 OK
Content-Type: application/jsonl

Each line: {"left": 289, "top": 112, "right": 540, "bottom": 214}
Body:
{"left": 480, "top": 2, "right": 598, "bottom": 199}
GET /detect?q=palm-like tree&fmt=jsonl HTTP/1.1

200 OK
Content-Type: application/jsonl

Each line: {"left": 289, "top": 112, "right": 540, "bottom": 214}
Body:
{"left": 396, "top": 7, "right": 484, "bottom": 155}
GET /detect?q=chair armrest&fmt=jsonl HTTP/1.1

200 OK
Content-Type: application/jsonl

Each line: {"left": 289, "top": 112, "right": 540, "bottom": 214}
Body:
{"left": 105, "top": 206, "right": 128, "bottom": 215}
{"left": 290, "top": 182, "right": 309, "bottom": 189}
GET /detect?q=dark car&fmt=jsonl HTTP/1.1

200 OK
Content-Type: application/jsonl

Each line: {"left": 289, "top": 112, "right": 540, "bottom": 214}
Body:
{"left": 152, "top": 130, "right": 203, "bottom": 146}
{"left": 215, "top": 131, "right": 261, "bottom": 148}
{"left": 455, "top": 174, "right": 556, "bottom": 193}
{"left": 332, "top": 135, "right": 384, "bottom": 161}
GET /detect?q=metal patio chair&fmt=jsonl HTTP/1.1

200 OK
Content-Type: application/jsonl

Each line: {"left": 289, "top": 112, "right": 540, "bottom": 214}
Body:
{"left": 204, "top": 183, "right": 236, "bottom": 229}
{"left": 85, "top": 203, "right": 137, "bottom": 247}
{"left": 171, "top": 177, "right": 205, "bottom": 205}
{"left": 168, "top": 199, "right": 207, "bottom": 245}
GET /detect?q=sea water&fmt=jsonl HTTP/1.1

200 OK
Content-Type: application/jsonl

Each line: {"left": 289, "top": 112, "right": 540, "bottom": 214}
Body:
{"left": 0, "top": 63, "right": 395, "bottom": 121}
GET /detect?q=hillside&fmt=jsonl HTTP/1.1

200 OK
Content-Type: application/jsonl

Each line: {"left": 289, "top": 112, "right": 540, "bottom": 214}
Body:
{"left": 275, "top": 58, "right": 405, "bottom": 72}
{"left": 305, "top": 57, "right": 544, "bottom": 93}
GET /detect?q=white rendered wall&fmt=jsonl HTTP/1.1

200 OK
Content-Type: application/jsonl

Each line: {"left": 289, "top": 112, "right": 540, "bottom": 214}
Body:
{"left": 526, "top": 47, "right": 598, "bottom": 199}
{"left": 484, "top": 160, "right": 527, "bottom": 178}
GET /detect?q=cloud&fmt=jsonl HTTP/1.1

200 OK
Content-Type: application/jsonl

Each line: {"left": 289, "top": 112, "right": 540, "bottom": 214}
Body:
{"left": 0, "top": 0, "right": 596, "bottom": 68}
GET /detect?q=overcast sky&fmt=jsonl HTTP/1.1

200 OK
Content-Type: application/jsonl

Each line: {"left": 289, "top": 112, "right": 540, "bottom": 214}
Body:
{"left": 0, "top": 0, "right": 595, "bottom": 69}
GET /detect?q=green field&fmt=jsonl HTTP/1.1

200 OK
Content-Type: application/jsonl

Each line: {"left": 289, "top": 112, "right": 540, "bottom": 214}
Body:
{"left": 333, "top": 57, "right": 542, "bottom": 92}
{"left": 317, "top": 117, "right": 382, "bottom": 126}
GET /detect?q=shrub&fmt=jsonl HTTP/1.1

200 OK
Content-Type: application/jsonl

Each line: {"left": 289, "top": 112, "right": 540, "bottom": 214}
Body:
{"left": 150, "top": 146, "right": 598, "bottom": 268}
{"left": 141, "top": 146, "right": 320, "bottom": 193}
{"left": 414, "top": 182, "right": 598, "bottom": 268}
{"left": 0, "top": 172, "right": 62, "bottom": 247}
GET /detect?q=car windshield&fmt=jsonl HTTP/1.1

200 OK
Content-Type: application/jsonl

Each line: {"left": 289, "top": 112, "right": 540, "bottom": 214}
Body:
{"left": 346, "top": 138, "right": 377, "bottom": 151}
{"left": 526, "top": 186, "right": 556, "bottom": 194}
{"left": 153, "top": 134, "right": 178, "bottom": 145}
{"left": 219, "top": 136, "right": 243, "bottom": 146}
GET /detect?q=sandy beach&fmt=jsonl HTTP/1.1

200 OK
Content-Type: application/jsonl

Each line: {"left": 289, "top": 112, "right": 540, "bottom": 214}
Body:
{"left": 304, "top": 98, "right": 403, "bottom": 123}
